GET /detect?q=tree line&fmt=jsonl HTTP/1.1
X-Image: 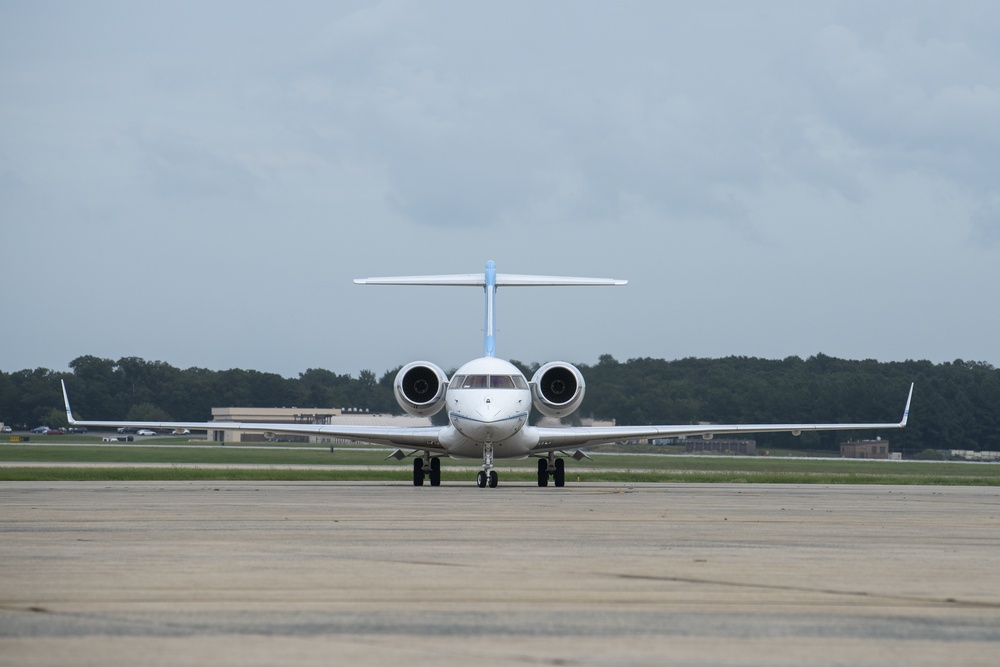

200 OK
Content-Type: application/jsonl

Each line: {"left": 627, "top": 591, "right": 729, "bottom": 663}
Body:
{"left": 2, "top": 353, "right": 997, "bottom": 454}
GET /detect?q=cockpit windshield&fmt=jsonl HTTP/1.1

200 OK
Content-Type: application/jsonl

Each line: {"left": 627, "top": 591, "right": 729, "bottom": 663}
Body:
{"left": 450, "top": 374, "right": 528, "bottom": 390}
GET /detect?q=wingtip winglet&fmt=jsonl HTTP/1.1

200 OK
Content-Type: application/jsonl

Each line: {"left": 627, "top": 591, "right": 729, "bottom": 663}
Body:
{"left": 900, "top": 382, "right": 914, "bottom": 427}
{"left": 61, "top": 379, "right": 77, "bottom": 425}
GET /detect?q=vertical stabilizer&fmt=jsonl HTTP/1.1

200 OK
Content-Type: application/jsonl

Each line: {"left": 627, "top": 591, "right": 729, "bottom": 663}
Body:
{"left": 484, "top": 260, "right": 497, "bottom": 357}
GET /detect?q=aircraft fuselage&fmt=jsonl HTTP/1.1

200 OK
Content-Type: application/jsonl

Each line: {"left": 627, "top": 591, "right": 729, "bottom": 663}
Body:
{"left": 438, "top": 356, "right": 538, "bottom": 459}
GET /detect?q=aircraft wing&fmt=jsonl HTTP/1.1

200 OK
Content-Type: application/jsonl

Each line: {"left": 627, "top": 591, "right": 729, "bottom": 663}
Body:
{"left": 61, "top": 381, "right": 448, "bottom": 452}
{"left": 529, "top": 383, "right": 913, "bottom": 454}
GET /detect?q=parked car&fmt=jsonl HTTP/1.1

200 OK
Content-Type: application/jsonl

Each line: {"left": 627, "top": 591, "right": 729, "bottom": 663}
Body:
{"left": 44, "top": 429, "right": 65, "bottom": 435}
{"left": 67, "top": 427, "right": 88, "bottom": 434}
{"left": 136, "top": 429, "right": 157, "bottom": 436}
{"left": 1, "top": 426, "right": 11, "bottom": 433}
{"left": 30, "top": 426, "right": 50, "bottom": 434}
{"left": 172, "top": 428, "right": 191, "bottom": 435}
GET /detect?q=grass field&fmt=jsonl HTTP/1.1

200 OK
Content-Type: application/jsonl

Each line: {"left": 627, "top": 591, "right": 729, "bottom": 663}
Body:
{"left": 2, "top": 440, "right": 999, "bottom": 485}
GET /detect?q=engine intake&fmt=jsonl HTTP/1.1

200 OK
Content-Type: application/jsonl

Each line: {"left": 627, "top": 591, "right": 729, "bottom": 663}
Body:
{"left": 394, "top": 361, "right": 448, "bottom": 417}
{"left": 530, "top": 361, "right": 585, "bottom": 419}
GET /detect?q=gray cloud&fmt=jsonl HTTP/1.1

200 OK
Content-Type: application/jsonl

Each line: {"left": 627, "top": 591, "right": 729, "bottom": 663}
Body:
{"left": 2, "top": 1, "right": 998, "bottom": 376}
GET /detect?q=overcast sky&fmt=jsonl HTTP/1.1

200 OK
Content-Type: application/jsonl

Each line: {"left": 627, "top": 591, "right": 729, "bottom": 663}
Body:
{"left": 2, "top": 1, "right": 998, "bottom": 379}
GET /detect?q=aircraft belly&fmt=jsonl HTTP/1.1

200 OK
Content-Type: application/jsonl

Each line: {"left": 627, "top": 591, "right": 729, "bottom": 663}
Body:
{"left": 439, "top": 423, "right": 537, "bottom": 459}
{"left": 446, "top": 442, "right": 533, "bottom": 459}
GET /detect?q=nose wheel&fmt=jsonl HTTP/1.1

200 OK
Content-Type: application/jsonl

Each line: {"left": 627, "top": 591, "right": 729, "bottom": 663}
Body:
{"left": 477, "top": 469, "right": 498, "bottom": 488}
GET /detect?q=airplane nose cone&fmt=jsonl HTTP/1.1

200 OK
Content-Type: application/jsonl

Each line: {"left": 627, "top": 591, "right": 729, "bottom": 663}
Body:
{"left": 453, "top": 410, "right": 527, "bottom": 442}
{"left": 476, "top": 406, "right": 503, "bottom": 422}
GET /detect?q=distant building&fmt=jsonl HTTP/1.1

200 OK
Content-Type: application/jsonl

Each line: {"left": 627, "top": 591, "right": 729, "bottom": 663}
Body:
{"left": 208, "top": 407, "right": 431, "bottom": 444}
{"left": 685, "top": 439, "right": 757, "bottom": 455}
{"left": 840, "top": 439, "right": 891, "bottom": 459}
{"left": 943, "top": 450, "right": 1000, "bottom": 462}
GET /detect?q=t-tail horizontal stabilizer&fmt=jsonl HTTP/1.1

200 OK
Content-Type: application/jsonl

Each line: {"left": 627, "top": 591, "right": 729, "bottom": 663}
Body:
{"left": 355, "top": 260, "right": 627, "bottom": 358}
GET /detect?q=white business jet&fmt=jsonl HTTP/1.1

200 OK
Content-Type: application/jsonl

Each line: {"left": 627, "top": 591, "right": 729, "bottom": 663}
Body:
{"left": 61, "top": 260, "right": 912, "bottom": 488}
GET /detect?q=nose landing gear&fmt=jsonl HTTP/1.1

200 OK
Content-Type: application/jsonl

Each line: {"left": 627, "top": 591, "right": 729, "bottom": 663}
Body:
{"left": 477, "top": 440, "right": 499, "bottom": 488}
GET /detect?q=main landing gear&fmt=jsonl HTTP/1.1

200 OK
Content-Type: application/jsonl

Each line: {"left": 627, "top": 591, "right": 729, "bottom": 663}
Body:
{"left": 412, "top": 455, "right": 441, "bottom": 487}
{"left": 537, "top": 455, "right": 565, "bottom": 487}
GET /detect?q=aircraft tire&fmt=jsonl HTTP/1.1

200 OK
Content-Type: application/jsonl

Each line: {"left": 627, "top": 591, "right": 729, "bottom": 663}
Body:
{"left": 477, "top": 471, "right": 487, "bottom": 488}
{"left": 413, "top": 458, "right": 425, "bottom": 487}
{"left": 554, "top": 458, "right": 565, "bottom": 487}
{"left": 537, "top": 458, "right": 548, "bottom": 487}
{"left": 429, "top": 457, "right": 441, "bottom": 486}
{"left": 488, "top": 470, "right": 498, "bottom": 488}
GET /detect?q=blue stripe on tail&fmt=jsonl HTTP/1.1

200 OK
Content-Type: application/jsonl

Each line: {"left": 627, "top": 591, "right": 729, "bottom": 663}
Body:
{"left": 484, "top": 260, "right": 496, "bottom": 357}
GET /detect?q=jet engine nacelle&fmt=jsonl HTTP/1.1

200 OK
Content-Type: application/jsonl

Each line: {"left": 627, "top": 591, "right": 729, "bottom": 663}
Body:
{"left": 530, "top": 361, "right": 586, "bottom": 419}
{"left": 394, "top": 361, "right": 448, "bottom": 417}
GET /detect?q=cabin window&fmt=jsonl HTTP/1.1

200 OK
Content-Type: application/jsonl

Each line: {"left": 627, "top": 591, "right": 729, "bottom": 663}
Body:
{"left": 455, "top": 374, "right": 528, "bottom": 389}
{"left": 489, "top": 375, "right": 514, "bottom": 389}
{"left": 462, "top": 375, "right": 488, "bottom": 389}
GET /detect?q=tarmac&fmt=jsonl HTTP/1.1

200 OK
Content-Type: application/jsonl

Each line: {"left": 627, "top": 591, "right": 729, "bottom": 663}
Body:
{"left": 2, "top": 481, "right": 999, "bottom": 666}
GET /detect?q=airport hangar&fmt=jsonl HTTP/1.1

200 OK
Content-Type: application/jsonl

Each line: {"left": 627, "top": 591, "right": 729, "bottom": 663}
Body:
{"left": 204, "top": 407, "right": 431, "bottom": 444}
